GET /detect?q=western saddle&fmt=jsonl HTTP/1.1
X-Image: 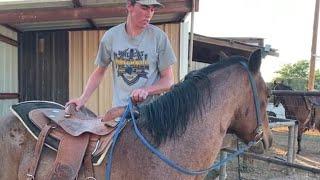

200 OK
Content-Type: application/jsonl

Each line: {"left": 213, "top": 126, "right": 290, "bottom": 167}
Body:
{"left": 11, "top": 101, "right": 122, "bottom": 180}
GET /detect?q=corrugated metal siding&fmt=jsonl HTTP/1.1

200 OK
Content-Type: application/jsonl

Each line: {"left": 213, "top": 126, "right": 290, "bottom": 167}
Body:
{"left": 69, "top": 23, "right": 181, "bottom": 114}
{"left": 69, "top": 30, "right": 111, "bottom": 114}
{"left": 160, "top": 23, "right": 180, "bottom": 82}
{"left": 0, "top": 26, "right": 18, "bottom": 116}
{"left": 19, "top": 31, "right": 69, "bottom": 105}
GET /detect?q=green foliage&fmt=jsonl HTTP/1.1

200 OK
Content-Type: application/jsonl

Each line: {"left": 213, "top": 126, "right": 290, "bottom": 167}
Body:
{"left": 273, "top": 60, "right": 320, "bottom": 90}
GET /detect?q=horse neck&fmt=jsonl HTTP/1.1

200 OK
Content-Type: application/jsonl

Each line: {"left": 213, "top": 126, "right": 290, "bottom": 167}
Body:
{"left": 281, "top": 96, "right": 309, "bottom": 119}
{"left": 207, "top": 66, "right": 251, "bottom": 137}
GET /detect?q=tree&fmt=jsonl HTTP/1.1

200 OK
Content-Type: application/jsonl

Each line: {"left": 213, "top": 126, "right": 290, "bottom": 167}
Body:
{"left": 273, "top": 60, "right": 320, "bottom": 90}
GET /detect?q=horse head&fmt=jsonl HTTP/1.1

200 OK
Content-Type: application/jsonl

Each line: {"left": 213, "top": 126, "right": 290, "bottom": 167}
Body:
{"left": 228, "top": 49, "right": 273, "bottom": 153}
{"left": 272, "top": 81, "right": 292, "bottom": 107}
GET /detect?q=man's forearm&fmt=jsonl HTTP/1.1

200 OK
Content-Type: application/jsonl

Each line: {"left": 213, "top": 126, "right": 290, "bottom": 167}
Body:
{"left": 145, "top": 75, "right": 174, "bottom": 95}
{"left": 80, "top": 67, "right": 106, "bottom": 102}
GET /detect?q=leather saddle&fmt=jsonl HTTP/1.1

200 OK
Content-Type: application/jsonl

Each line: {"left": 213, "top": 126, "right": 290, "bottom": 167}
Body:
{"left": 11, "top": 101, "right": 120, "bottom": 180}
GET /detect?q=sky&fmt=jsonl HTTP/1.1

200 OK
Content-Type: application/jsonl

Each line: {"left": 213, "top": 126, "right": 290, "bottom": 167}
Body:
{"left": 193, "top": 0, "right": 317, "bottom": 82}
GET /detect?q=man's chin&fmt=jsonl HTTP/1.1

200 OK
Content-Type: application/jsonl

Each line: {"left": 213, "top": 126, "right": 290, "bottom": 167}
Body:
{"left": 140, "top": 22, "right": 150, "bottom": 28}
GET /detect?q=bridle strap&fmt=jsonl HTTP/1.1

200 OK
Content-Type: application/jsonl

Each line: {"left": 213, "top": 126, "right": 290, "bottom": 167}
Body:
{"left": 239, "top": 61, "right": 263, "bottom": 139}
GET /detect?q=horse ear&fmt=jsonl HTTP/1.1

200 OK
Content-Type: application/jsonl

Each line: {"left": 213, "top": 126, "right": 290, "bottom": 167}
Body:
{"left": 248, "top": 48, "right": 262, "bottom": 74}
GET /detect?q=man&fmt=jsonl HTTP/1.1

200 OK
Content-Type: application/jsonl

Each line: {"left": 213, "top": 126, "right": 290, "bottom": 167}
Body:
{"left": 67, "top": 0, "right": 176, "bottom": 120}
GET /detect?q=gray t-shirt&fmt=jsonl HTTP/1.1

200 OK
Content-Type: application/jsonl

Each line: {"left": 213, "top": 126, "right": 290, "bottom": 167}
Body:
{"left": 95, "top": 23, "right": 176, "bottom": 107}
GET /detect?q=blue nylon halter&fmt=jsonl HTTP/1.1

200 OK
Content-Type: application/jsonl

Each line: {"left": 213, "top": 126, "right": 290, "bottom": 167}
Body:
{"left": 105, "top": 61, "right": 263, "bottom": 179}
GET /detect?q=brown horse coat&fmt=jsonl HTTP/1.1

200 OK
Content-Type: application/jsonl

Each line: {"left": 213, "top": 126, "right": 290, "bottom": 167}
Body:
{"left": 0, "top": 52, "right": 272, "bottom": 180}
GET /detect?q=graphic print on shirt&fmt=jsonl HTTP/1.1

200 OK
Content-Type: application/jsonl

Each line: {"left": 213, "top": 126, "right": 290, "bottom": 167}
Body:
{"left": 114, "top": 48, "right": 149, "bottom": 86}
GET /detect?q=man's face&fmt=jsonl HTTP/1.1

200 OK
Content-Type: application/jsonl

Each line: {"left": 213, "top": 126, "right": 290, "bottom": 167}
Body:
{"left": 128, "top": 3, "right": 156, "bottom": 28}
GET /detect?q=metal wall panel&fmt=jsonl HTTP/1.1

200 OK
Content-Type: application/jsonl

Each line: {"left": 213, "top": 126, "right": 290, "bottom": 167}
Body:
{"left": 19, "top": 31, "right": 69, "bottom": 105}
{"left": 161, "top": 23, "right": 180, "bottom": 83}
{"left": 0, "top": 26, "right": 18, "bottom": 116}
{"left": 69, "top": 23, "right": 181, "bottom": 115}
{"left": 69, "top": 30, "right": 111, "bottom": 114}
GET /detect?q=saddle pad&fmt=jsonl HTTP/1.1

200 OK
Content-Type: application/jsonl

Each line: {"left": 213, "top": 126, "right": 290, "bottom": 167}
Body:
{"left": 11, "top": 101, "right": 64, "bottom": 149}
{"left": 36, "top": 108, "right": 115, "bottom": 136}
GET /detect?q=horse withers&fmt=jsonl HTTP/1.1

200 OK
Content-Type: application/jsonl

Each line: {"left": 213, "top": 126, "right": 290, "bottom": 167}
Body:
{"left": 272, "top": 81, "right": 320, "bottom": 154}
{"left": 0, "top": 49, "right": 272, "bottom": 180}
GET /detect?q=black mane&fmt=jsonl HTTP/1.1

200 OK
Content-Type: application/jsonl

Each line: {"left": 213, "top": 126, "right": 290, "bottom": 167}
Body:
{"left": 139, "top": 57, "right": 248, "bottom": 145}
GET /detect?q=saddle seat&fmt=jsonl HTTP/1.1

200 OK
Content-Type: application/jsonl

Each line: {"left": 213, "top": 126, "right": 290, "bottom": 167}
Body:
{"left": 30, "top": 108, "right": 117, "bottom": 136}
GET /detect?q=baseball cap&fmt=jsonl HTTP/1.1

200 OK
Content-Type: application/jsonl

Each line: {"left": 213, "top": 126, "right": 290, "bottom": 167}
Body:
{"left": 135, "top": 0, "right": 164, "bottom": 8}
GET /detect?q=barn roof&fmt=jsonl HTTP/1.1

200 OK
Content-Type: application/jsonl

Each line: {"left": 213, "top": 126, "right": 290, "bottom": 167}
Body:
{"left": 0, "top": 0, "right": 199, "bottom": 32}
{"left": 192, "top": 33, "right": 279, "bottom": 64}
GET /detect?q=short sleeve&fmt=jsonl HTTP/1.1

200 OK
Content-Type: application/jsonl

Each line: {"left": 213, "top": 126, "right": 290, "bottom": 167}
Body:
{"left": 158, "top": 34, "right": 177, "bottom": 71}
{"left": 95, "top": 33, "right": 112, "bottom": 67}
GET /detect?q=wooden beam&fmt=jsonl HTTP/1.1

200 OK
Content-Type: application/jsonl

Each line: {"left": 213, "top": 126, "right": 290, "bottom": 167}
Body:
{"left": 0, "top": 2, "right": 191, "bottom": 24}
{"left": 222, "top": 37, "right": 264, "bottom": 46}
{"left": 271, "top": 90, "right": 320, "bottom": 96}
{"left": 0, "top": 33, "right": 18, "bottom": 46}
{"left": 193, "top": 34, "right": 258, "bottom": 53}
{"left": 2, "top": 24, "right": 22, "bottom": 33}
{"left": 0, "top": 93, "right": 19, "bottom": 99}
{"left": 72, "top": 0, "right": 97, "bottom": 29}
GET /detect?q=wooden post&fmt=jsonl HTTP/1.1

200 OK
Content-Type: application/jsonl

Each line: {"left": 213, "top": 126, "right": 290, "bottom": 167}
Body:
{"left": 287, "top": 126, "right": 294, "bottom": 163}
{"left": 308, "top": 0, "right": 320, "bottom": 91}
{"left": 293, "top": 123, "right": 299, "bottom": 161}
{"left": 188, "top": 0, "right": 195, "bottom": 72}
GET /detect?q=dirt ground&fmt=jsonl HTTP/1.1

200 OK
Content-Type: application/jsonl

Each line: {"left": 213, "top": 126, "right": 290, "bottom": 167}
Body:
{"left": 272, "top": 127, "right": 320, "bottom": 169}
{"left": 205, "top": 127, "right": 320, "bottom": 180}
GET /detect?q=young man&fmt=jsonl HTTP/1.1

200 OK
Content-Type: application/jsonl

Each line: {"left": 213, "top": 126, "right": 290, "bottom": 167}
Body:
{"left": 67, "top": 0, "right": 176, "bottom": 120}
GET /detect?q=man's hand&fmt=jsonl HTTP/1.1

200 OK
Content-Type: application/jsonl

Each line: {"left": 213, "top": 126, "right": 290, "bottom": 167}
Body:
{"left": 65, "top": 98, "right": 85, "bottom": 111}
{"left": 131, "top": 88, "right": 149, "bottom": 104}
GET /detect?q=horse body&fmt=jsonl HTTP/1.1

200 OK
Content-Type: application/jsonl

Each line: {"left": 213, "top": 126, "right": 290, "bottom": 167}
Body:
{"left": 0, "top": 51, "right": 272, "bottom": 180}
{"left": 273, "top": 82, "right": 320, "bottom": 153}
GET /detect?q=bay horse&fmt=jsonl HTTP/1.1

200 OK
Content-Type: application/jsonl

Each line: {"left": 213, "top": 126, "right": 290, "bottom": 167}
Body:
{"left": 0, "top": 50, "right": 272, "bottom": 180}
{"left": 272, "top": 81, "right": 320, "bottom": 154}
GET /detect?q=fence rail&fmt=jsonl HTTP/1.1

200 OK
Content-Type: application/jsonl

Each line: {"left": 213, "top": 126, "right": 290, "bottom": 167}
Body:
{"left": 271, "top": 90, "right": 320, "bottom": 96}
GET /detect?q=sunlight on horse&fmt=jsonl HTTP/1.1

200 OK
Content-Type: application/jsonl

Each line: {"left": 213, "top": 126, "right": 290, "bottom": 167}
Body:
{"left": 0, "top": 50, "right": 272, "bottom": 180}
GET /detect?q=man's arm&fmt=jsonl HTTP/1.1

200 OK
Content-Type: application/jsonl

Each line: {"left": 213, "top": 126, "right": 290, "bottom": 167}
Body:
{"left": 131, "top": 65, "right": 174, "bottom": 103}
{"left": 145, "top": 65, "right": 174, "bottom": 95}
{"left": 67, "top": 66, "right": 107, "bottom": 110}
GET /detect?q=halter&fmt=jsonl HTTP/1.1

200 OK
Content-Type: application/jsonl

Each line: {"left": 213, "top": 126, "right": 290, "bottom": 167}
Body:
{"left": 105, "top": 60, "right": 264, "bottom": 179}
{"left": 239, "top": 61, "right": 264, "bottom": 142}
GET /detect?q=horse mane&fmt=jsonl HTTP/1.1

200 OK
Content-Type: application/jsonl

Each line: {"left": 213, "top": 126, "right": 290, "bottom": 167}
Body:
{"left": 139, "top": 57, "right": 248, "bottom": 145}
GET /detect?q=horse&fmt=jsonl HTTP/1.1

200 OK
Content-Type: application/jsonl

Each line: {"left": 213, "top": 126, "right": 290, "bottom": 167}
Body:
{"left": 0, "top": 50, "right": 272, "bottom": 180}
{"left": 272, "top": 81, "right": 320, "bottom": 154}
